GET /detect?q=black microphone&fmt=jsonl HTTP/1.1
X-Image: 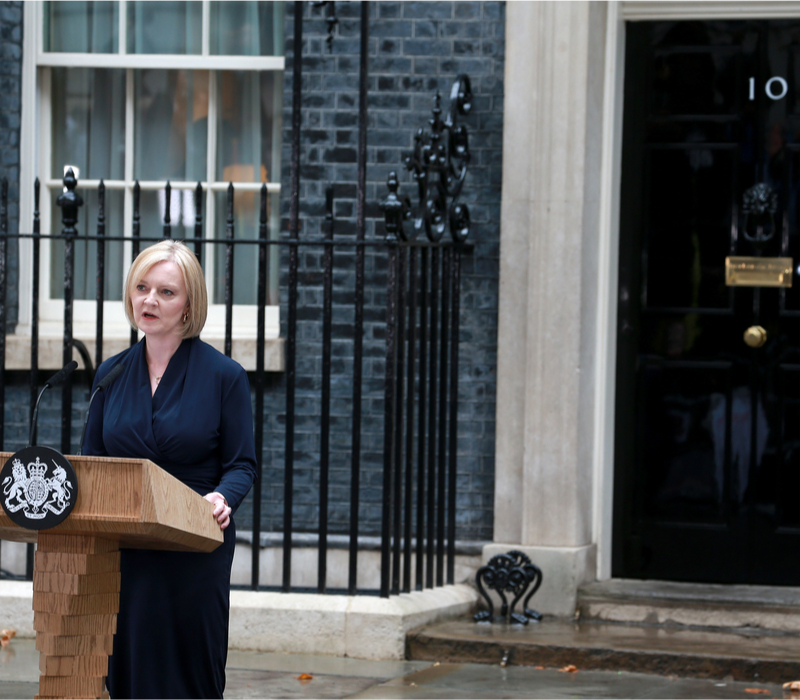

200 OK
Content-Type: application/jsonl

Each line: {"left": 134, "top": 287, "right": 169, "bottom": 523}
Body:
{"left": 77, "top": 362, "right": 125, "bottom": 456}
{"left": 28, "top": 361, "right": 79, "bottom": 447}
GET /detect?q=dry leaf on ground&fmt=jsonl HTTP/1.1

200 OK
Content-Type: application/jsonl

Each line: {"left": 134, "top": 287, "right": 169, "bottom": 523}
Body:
{"left": 744, "top": 689, "right": 770, "bottom": 695}
{"left": 296, "top": 673, "right": 313, "bottom": 683}
{"left": 0, "top": 630, "right": 16, "bottom": 647}
{"left": 559, "top": 665, "right": 578, "bottom": 673}
{"left": 534, "top": 666, "right": 546, "bottom": 670}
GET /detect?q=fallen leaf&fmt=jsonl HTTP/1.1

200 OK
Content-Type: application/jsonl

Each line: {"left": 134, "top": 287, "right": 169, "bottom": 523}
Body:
{"left": 0, "top": 630, "right": 15, "bottom": 648}
{"left": 534, "top": 666, "right": 545, "bottom": 670}
{"left": 744, "top": 689, "right": 769, "bottom": 695}
{"left": 296, "top": 673, "right": 313, "bottom": 683}
{"left": 560, "top": 665, "right": 578, "bottom": 673}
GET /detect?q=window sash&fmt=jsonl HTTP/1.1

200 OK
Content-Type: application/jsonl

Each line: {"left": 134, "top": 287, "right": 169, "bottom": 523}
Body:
{"left": 41, "top": 0, "right": 285, "bottom": 59}
{"left": 18, "top": 1, "right": 283, "bottom": 341}
{"left": 37, "top": 53, "right": 284, "bottom": 71}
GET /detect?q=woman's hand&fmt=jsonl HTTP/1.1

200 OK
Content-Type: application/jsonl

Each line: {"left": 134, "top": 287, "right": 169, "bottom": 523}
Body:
{"left": 204, "top": 492, "right": 231, "bottom": 530}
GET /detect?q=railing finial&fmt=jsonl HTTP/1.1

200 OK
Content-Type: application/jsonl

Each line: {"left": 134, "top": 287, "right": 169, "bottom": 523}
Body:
{"left": 379, "top": 171, "right": 411, "bottom": 243}
{"left": 56, "top": 168, "right": 83, "bottom": 237}
{"left": 381, "top": 75, "right": 473, "bottom": 243}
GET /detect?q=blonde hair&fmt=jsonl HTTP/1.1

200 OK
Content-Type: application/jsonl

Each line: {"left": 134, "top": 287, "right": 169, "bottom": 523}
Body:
{"left": 124, "top": 240, "right": 208, "bottom": 339}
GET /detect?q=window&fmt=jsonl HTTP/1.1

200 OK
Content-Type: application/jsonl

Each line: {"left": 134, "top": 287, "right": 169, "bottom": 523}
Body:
{"left": 19, "top": 1, "right": 283, "bottom": 353}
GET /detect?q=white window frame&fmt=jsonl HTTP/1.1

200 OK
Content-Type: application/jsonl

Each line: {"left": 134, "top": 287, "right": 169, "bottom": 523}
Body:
{"left": 18, "top": 1, "right": 284, "bottom": 369}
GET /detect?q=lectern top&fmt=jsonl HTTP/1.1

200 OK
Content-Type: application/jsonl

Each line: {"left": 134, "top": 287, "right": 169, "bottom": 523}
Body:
{"left": 0, "top": 453, "right": 223, "bottom": 552}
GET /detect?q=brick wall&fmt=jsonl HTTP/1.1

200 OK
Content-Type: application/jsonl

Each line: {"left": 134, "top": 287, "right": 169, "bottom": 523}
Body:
{"left": 0, "top": 0, "right": 504, "bottom": 546}
{"left": 2, "top": 375, "right": 91, "bottom": 453}
{"left": 0, "top": 1, "right": 22, "bottom": 328}
{"left": 240, "top": 1, "right": 504, "bottom": 543}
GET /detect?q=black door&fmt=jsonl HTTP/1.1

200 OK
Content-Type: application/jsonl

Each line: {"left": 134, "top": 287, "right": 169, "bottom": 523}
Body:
{"left": 615, "top": 20, "right": 800, "bottom": 584}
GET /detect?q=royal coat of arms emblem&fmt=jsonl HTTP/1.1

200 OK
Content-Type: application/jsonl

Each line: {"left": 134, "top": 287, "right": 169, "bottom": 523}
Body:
{"left": 1, "top": 446, "right": 78, "bottom": 530}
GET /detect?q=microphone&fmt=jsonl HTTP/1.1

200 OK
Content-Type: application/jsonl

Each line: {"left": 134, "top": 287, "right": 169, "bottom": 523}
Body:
{"left": 77, "top": 362, "right": 125, "bottom": 456}
{"left": 28, "top": 361, "right": 79, "bottom": 447}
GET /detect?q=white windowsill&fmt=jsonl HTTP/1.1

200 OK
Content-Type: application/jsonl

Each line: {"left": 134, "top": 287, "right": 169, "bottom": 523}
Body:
{"left": 3, "top": 329, "right": 286, "bottom": 373}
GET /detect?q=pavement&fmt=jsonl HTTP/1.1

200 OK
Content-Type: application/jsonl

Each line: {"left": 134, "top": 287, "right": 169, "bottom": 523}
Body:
{"left": 0, "top": 634, "right": 794, "bottom": 699}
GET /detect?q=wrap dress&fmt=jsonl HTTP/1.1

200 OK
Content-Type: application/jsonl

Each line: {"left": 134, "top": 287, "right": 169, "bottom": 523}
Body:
{"left": 82, "top": 337, "right": 257, "bottom": 699}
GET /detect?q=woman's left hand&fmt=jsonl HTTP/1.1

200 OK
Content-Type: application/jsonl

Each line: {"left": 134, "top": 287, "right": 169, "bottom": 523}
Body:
{"left": 204, "top": 492, "right": 231, "bottom": 530}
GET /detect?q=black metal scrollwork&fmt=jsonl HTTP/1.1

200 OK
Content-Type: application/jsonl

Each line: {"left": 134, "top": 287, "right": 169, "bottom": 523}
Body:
{"left": 474, "top": 550, "right": 543, "bottom": 625}
{"left": 381, "top": 75, "right": 473, "bottom": 243}
{"left": 742, "top": 182, "right": 778, "bottom": 244}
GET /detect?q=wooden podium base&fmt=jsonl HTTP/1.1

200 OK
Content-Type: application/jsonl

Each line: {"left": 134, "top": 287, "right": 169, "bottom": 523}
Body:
{"left": 33, "top": 534, "right": 120, "bottom": 700}
{"left": 0, "top": 454, "right": 224, "bottom": 699}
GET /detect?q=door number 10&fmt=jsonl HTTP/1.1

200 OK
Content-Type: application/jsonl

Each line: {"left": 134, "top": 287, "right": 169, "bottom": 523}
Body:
{"left": 749, "top": 76, "right": 788, "bottom": 100}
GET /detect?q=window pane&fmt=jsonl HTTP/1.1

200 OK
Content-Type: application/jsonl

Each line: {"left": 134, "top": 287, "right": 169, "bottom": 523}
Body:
{"left": 210, "top": 2, "right": 285, "bottom": 56}
{"left": 134, "top": 70, "right": 208, "bottom": 182}
{"left": 212, "top": 190, "right": 279, "bottom": 305}
{"left": 216, "top": 71, "right": 282, "bottom": 184}
{"left": 127, "top": 1, "right": 201, "bottom": 55}
{"left": 51, "top": 68, "right": 126, "bottom": 180}
{"left": 44, "top": 1, "right": 119, "bottom": 53}
{"left": 50, "top": 188, "right": 125, "bottom": 301}
{"left": 137, "top": 188, "right": 200, "bottom": 242}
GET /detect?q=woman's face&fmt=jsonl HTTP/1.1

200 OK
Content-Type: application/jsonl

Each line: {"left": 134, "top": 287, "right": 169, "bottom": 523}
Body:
{"left": 131, "top": 260, "right": 190, "bottom": 341}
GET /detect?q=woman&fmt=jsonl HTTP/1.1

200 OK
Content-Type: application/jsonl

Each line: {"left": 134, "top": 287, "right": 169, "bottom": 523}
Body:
{"left": 83, "top": 240, "right": 257, "bottom": 699}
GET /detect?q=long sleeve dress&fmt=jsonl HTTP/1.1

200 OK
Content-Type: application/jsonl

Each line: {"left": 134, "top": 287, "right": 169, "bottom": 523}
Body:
{"left": 82, "top": 337, "right": 258, "bottom": 699}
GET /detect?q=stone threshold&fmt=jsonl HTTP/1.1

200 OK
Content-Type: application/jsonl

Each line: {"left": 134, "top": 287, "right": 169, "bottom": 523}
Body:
{"left": 578, "top": 578, "right": 800, "bottom": 633}
{"left": 0, "top": 580, "right": 478, "bottom": 660}
{"left": 407, "top": 616, "right": 800, "bottom": 684}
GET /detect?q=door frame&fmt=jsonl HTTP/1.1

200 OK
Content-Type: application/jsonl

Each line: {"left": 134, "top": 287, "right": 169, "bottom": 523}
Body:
{"left": 596, "top": 1, "right": 800, "bottom": 581}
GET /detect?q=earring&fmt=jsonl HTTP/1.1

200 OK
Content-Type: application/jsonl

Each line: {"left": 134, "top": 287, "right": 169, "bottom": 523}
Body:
{"left": 182, "top": 312, "right": 189, "bottom": 324}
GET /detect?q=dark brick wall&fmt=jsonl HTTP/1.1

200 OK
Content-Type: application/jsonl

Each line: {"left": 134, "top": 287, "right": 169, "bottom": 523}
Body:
{"left": 0, "top": 1, "right": 21, "bottom": 328}
{"left": 2, "top": 374, "right": 92, "bottom": 454}
{"left": 239, "top": 1, "right": 504, "bottom": 542}
{"left": 0, "top": 1, "right": 503, "bottom": 545}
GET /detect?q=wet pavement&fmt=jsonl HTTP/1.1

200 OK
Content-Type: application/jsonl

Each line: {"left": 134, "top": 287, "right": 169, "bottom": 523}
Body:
{"left": 0, "top": 636, "right": 794, "bottom": 699}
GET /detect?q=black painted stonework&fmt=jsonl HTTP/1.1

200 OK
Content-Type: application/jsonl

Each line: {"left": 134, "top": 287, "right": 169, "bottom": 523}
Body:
{"left": 240, "top": 1, "right": 504, "bottom": 543}
{"left": 0, "top": 2, "right": 21, "bottom": 330}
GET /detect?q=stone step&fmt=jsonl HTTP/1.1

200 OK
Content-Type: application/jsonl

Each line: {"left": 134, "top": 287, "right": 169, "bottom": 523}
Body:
{"left": 406, "top": 617, "right": 800, "bottom": 684}
{"left": 578, "top": 579, "right": 800, "bottom": 633}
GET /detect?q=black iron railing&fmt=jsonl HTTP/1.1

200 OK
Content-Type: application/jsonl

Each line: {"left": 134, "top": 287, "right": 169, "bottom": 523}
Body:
{"left": 0, "top": 171, "right": 469, "bottom": 597}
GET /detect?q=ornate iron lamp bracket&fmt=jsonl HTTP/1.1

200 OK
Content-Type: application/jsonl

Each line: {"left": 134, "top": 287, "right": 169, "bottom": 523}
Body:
{"left": 380, "top": 75, "right": 473, "bottom": 243}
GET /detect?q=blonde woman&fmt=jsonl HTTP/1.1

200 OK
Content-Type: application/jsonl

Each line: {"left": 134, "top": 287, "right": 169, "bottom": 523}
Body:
{"left": 83, "top": 239, "right": 257, "bottom": 699}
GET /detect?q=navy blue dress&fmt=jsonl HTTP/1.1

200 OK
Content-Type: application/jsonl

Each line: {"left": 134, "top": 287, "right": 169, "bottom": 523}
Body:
{"left": 83, "top": 337, "right": 257, "bottom": 699}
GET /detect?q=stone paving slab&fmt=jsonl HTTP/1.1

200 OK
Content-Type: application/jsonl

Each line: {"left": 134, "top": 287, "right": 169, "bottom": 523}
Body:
{"left": 348, "top": 663, "right": 786, "bottom": 699}
{"left": 224, "top": 669, "right": 380, "bottom": 699}
{"left": 0, "top": 639, "right": 431, "bottom": 700}
{"left": 227, "top": 649, "right": 431, "bottom": 678}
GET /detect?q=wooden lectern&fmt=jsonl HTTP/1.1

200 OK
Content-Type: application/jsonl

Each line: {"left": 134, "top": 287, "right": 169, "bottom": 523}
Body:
{"left": 0, "top": 453, "right": 223, "bottom": 699}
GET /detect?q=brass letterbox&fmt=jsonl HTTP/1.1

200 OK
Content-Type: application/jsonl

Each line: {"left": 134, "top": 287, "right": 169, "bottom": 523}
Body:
{"left": 725, "top": 257, "right": 793, "bottom": 288}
